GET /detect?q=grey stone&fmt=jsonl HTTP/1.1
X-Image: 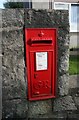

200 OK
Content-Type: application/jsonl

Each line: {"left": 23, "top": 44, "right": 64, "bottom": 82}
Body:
{"left": 25, "top": 9, "right": 70, "bottom": 115}
{"left": 2, "top": 84, "right": 26, "bottom": 100}
{"left": 2, "top": 30, "right": 24, "bottom": 56}
{"left": 29, "top": 111, "right": 67, "bottom": 119}
{"left": 2, "top": 99, "right": 28, "bottom": 119}
{"left": 28, "top": 100, "right": 52, "bottom": 117}
{"left": 28, "top": 111, "right": 79, "bottom": 120}
{"left": 74, "top": 97, "right": 79, "bottom": 107}
{"left": 53, "top": 96, "right": 77, "bottom": 111}
{"left": 67, "top": 111, "right": 79, "bottom": 120}
{"left": 2, "top": 67, "right": 17, "bottom": 86}
{"left": 59, "top": 52, "right": 69, "bottom": 73}
{"left": 2, "top": 9, "right": 70, "bottom": 118}
{"left": 58, "top": 74, "right": 69, "bottom": 96}
{"left": 69, "top": 75, "right": 79, "bottom": 88}
{"left": 2, "top": 9, "right": 24, "bottom": 28}
{"left": 69, "top": 88, "right": 79, "bottom": 97}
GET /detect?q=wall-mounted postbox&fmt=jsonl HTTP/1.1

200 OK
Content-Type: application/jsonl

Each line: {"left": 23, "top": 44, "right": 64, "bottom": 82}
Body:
{"left": 25, "top": 28, "right": 57, "bottom": 101}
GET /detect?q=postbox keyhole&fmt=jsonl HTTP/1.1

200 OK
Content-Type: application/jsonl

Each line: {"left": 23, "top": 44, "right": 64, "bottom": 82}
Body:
{"left": 34, "top": 74, "right": 38, "bottom": 78}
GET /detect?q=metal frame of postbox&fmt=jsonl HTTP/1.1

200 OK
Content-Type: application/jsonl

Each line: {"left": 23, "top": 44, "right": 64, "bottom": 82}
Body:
{"left": 25, "top": 28, "right": 57, "bottom": 101}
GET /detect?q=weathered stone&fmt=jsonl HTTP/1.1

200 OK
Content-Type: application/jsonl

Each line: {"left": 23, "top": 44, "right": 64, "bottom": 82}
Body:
{"left": 2, "top": 30, "right": 24, "bottom": 56}
{"left": 28, "top": 100, "right": 52, "bottom": 117}
{"left": 0, "top": 10, "right": 2, "bottom": 120}
{"left": 74, "top": 97, "right": 79, "bottom": 107}
{"left": 58, "top": 51, "right": 69, "bottom": 73}
{"left": 29, "top": 111, "right": 67, "bottom": 119}
{"left": 24, "top": 9, "right": 70, "bottom": 116}
{"left": 69, "top": 88, "right": 79, "bottom": 96}
{"left": 67, "top": 111, "right": 79, "bottom": 120}
{"left": 58, "top": 74, "right": 69, "bottom": 96}
{"left": 2, "top": 99, "right": 28, "bottom": 119}
{"left": 53, "top": 96, "right": 77, "bottom": 111}
{"left": 2, "top": 9, "right": 28, "bottom": 119}
{"left": 69, "top": 75, "right": 79, "bottom": 88}
{"left": 2, "top": 9, "right": 24, "bottom": 28}
{"left": 25, "top": 10, "right": 69, "bottom": 32}
{"left": 2, "top": 84, "right": 26, "bottom": 100}
{"left": 2, "top": 9, "right": 70, "bottom": 118}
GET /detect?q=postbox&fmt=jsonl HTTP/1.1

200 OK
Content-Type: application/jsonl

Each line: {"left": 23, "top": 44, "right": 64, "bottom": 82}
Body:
{"left": 25, "top": 28, "right": 57, "bottom": 101}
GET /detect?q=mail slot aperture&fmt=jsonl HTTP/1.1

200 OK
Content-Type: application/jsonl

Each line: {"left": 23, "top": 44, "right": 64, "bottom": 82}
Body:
{"left": 31, "top": 38, "right": 52, "bottom": 45}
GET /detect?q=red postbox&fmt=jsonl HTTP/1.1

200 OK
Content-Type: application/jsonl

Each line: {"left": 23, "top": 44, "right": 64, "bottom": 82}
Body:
{"left": 25, "top": 28, "right": 57, "bottom": 101}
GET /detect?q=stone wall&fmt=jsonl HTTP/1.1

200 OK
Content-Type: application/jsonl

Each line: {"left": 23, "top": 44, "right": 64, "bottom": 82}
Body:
{"left": 25, "top": 9, "right": 70, "bottom": 96}
{"left": 2, "top": 9, "right": 70, "bottom": 119}
{"left": 2, "top": 9, "right": 28, "bottom": 119}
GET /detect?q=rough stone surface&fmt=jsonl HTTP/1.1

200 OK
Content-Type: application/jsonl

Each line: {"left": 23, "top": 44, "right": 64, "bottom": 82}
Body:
{"left": 69, "top": 88, "right": 79, "bottom": 96}
{"left": 53, "top": 96, "right": 77, "bottom": 111}
{"left": 2, "top": 29, "right": 27, "bottom": 98}
{"left": 2, "top": 99, "right": 28, "bottom": 119}
{"left": 2, "top": 9, "right": 70, "bottom": 119}
{"left": 2, "top": 9, "right": 28, "bottom": 119}
{"left": 29, "top": 111, "right": 67, "bottom": 120}
{"left": 69, "top": 75, "right": 79, "bottom": 88}
{"left": 58, "top": 73, "right": 69, "bottom": 96}
{"left": 0, "top": 10, "right": 2, "bottom": 120}
{"left": 2, "top": 9, "right": 24, "bottom": 27}
{"left": 24, "top": 9, "right": 70, "bottom": 117}
{"left": 25, "top": 9, "right": 70, "bottom": 96}
{"left": 28, "top": 100, "right": 52, "bottom": 117}
{"left": 74, "top": 97, "right": 79, "bottom": 108}
{"left": 67, "top": 111, "right": 79, "bottom": 120}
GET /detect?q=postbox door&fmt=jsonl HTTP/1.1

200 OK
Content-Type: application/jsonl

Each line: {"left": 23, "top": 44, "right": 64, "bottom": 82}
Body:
{"left": 30, "top": 50, "right": 54, "bottom": 97}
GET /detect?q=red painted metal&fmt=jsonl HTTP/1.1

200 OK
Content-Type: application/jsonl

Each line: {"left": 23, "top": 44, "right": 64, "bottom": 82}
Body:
{"left": 25, "top": 28, "right": 57, "bottom": 101}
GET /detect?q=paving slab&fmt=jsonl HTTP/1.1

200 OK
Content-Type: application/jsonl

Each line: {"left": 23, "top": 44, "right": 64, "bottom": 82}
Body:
{"left": 69, "top": 75, "right": 79, "bottom": 88}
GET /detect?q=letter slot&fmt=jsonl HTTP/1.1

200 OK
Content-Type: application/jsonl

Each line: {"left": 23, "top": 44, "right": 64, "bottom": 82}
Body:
{"left": 31, "top": 38, "right": 53, "bottom": 46}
